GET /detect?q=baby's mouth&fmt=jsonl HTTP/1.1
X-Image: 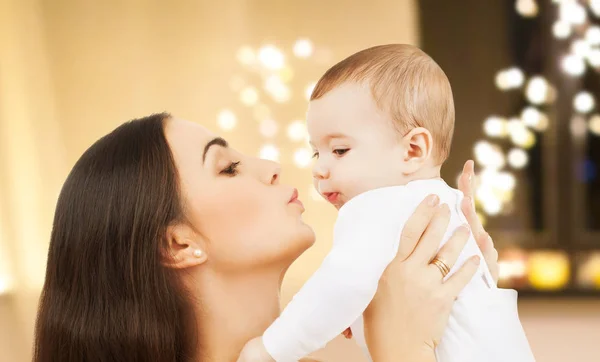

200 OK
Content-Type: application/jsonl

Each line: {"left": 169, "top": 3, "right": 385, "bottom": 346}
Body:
{"left": 322, "top": 192, "right": 340, "bottom": 204}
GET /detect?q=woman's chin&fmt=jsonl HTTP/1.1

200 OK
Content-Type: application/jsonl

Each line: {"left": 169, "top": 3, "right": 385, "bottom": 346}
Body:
{"left": 299, "top": 222, "right": 317, "bottom": 248}
{"left": 283, "top": 224, "right": 317, "bottom": 263}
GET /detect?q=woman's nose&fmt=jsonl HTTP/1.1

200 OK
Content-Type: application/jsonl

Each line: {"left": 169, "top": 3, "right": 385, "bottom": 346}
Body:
{"left": 259, "top": 158, "right": 280, "bottom": 185}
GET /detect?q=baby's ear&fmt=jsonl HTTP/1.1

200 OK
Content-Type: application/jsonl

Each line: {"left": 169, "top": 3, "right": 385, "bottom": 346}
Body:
{"left": 401, "top": 127, "right": 434, "bottom": 173}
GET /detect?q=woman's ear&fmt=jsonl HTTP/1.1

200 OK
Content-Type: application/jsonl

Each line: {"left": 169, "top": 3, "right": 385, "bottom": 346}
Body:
{"left": 400, "top": 127, "right": 434, "bottom": 173}
{"left": 162, "top": 224, "right": 207, "bottom": 269}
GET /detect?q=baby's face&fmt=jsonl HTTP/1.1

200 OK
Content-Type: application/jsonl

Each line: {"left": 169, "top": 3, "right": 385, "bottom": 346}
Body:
{"left": 307, "top": 83, "right": 410, "bottom": 209}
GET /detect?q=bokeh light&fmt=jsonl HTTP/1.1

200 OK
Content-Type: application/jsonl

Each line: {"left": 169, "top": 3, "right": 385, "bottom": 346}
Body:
{"left": 259, "top": 144, "right": 280, "bottom": 162}
{"left": 217, "top": 109, "right": 237, "bottom": 131}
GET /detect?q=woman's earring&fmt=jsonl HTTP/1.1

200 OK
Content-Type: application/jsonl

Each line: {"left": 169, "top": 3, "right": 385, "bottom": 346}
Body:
{"left": 193, "top": 249, "right": 203, "bottom": 258}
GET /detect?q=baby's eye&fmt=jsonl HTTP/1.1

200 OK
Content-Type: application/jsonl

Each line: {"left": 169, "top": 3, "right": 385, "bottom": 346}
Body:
{"left": 312, "top": 151, "right": 319, "bottom": 159}
{"left": 333, "top": 149, "right": 349, "bottom": 156}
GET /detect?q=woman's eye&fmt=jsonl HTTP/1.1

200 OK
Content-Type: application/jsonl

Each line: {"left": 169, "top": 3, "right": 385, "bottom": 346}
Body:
{"left": 220, "top": 161, "right": 240, "bottom": 176}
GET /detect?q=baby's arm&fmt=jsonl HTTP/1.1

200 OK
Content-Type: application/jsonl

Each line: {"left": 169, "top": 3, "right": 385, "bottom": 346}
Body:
{"left": 261, "top": 188, "right": 409, "bottom": 362}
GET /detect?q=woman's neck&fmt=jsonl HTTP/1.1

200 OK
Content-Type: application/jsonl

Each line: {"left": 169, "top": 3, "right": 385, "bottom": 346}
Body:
{"left": 192, "top": 267, "right": 283, "bottom": 361}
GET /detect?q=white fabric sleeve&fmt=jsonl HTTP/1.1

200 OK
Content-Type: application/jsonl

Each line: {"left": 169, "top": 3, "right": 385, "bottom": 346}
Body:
{"left": 262, "top": 188, "right": 409, "bottom": 362}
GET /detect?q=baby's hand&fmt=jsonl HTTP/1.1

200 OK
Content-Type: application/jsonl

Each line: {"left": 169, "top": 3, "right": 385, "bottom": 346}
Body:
{"left": 236, "top": 337, "right": 275, "bottom": 362}
{"left": 342, "top": 327, "right": 353, "bottom": 339}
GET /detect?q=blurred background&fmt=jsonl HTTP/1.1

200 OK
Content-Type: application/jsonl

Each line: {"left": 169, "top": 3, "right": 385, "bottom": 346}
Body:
{"left": 1, "top": 0, "right": 599, "bottom": 361}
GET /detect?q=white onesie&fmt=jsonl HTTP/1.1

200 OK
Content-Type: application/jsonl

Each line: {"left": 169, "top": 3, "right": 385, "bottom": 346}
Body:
{"left": 262, "top": 179, "right": 535, "bottom": 362}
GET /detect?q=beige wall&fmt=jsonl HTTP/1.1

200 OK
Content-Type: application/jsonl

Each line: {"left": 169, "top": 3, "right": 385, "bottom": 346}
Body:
{"left": 0, "top": 1, "right": 597, "bottom": 361}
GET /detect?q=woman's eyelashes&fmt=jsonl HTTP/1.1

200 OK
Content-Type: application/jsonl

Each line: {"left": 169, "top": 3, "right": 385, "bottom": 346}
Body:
{"left": 220, "top": 161, "right": 241, "bottom": 176}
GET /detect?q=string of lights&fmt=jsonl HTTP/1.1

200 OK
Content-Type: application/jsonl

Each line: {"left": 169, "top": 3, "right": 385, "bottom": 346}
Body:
{"left": 474, "top": 0, "right": 600, "bottom": 222}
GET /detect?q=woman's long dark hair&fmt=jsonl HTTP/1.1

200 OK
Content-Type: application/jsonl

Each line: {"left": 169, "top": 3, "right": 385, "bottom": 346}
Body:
{"left": 33, "top": 113, "right": 197, "bottom": 362}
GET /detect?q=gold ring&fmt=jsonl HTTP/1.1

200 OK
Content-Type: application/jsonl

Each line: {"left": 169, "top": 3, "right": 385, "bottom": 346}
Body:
{"left": 430, "top": 256, "right": 451, "bottom": 278}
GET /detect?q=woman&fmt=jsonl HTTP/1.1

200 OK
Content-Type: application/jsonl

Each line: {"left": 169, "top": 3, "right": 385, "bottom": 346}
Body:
{"left": 33, "top": 113, "right": 497, "bottom": 361}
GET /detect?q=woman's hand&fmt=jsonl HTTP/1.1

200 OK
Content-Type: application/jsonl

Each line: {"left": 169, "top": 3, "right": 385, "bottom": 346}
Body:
{"left": 363, "top": 195, "right": 481, "bottom": 362}
{"left": 458, "top": 160, "right": 499, "bottom": 283}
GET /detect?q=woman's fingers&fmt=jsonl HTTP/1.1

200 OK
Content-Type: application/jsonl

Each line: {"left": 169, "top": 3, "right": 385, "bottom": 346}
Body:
{"left": 457, "top": 160, "right": 500, "bottom": 284}
{"left": 479, "top": 233, "right": 500, "bottom": 283}
{"left": 457, "top": 160, "right": 474, "bottom": 197}
{"left": 410, "top": 204, "right": 451, "bottom": 263}
{"left": 395, "top": 194, "right": 441, "bottom": 261}
{"left": 443, "top": 255, "right": 481, "bottom": 298}
{"left": 460, "top": 195, "right": 486, "bottom": 242}
{"left": 458, "top": 161, "right": 486, "bottom": 241}
{"left": 427, "top": 224, "right": 471, "bottom": 277}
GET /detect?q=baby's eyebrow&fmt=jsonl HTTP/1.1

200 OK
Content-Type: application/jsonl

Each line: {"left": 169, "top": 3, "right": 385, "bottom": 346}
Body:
{"left": 325, "top": 132, "right": 348, "bottom": 140}
{"left": 309, "top": 133, "right": 351, "bottom": 147}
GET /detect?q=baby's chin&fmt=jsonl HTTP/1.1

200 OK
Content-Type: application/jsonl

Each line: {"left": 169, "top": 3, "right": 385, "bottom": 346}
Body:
{"left": 326, "top": 194, "right": 347, "bottom": 210}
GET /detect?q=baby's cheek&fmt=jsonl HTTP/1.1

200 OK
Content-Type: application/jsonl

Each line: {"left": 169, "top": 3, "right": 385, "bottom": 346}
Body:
{"left": 342, "top": 175, "right": 371, "bottom": 200}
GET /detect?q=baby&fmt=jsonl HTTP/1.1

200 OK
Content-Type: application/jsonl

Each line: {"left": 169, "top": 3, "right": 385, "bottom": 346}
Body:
{"left": 242, "top": 44, "right": 534, "bottom": 362}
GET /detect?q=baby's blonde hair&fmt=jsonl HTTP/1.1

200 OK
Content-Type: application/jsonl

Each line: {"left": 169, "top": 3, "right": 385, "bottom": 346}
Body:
{"left": 311, "top": 44, "right": 455, "bottom": 164}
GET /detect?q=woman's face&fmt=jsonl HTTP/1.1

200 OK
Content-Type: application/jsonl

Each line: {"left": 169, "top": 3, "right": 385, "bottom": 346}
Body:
{"left": 165, "top": 118, "right": 315, "bottom": 273}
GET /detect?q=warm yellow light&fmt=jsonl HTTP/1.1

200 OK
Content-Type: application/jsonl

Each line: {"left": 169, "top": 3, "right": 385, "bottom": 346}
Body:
{"left": 577, "top": 253, "right": 600, "bottom": 288}
{"left": 589, "top": 114, "right": 600, "bottom": 135}
{"left": 495, "top": 67, "right": 524, "bottom": 90}
{"left": 273, "top": 87, "right": 291, "bottom": 103}
{"left": 287, "top": 120, "right": 308, "bottom": 142}
{"left": 573, "top": 91, "right": 595, "bottom": 113}
{"left": 484, "top": 148, "right": 506, "bottom": 170}
{"left": 587, "top": 49, "right": 600, "bottom": 67}
{"left": 528, "top": 251, "right": 570, "bottom": 290}
{"left": 258, "top": 45, "right": 285, "bottom": 70}
{"left": 586, "top": 26, "right": 600, "bottom": 46}
{"left": 476, "top": 184, "right": 502, "bottom": 216}
{"left": 515, "top": 0, "right": 539, "bottom": 17}
{"left": 592, "top": 0, "right": 600, "bottom": 17}
{"left": 294, "top": 148, "right": 313, "bottom": 168}
{"left": 559, "top": 1, "right": 587, "bottom": 25}
{"left": 553, "top": 20, "right": 571, "bottom": 39}
{"left": 494, "top": 70, "right": 507, "bottom": 90}
{"left": 0, "top": 276, "right": 13, "bottom": 296}
{"left": 473, "top": 141, "right": 503, "bottom": 168}
{"left": 562, "top": 54, "right": 586, "bottom": 76}
{"left": 240, "top": 87, "right": 259, "bottom": 106}
{"left": 508, "top": 148, "right": 529, "bottom": 169}
{"left": 264, "top": 75, "right": 291, "bottom": 103}
{"left": 482, "top": 197, "right": 502, "bottom": 216}
{"left": 259, "top": 144, "right": 279, "bottom": 162}
{"left": 217, "top": 109, "right": 237, "bottom": 131}
{"left": 278, "top": 66, "right": 295, "bottom": 83}
{"left": 293, "top": 38, "right": 314, "bottom": 58}
{"left": 259, "top": 119, "right": 279, "bottom": 138}
{"left": 498, "top": 248, "right": 529, "bottom": 289}
{"left": 499, "top": 258, "right": 527, "bottom": 281}
{"left": 525, "top": 76, "right": 550, "bottom": 104}
{"left": 510, "top": 124, "right": 536, "bottom": 149}
{"left": 521, "top": 107, "right": 549, "bottom": 131}
{"left": 495, "top": 172, "right": 516, "bottom": 191}
{"left": 572, "top": 39, "right": 591, "bottom": 58}
{"left": 483, "top": 116, "right": 508, "bottom": 137}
